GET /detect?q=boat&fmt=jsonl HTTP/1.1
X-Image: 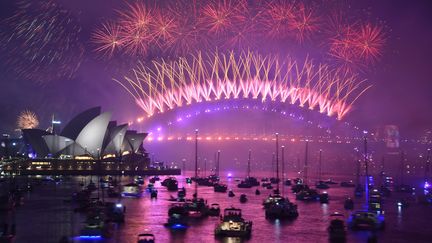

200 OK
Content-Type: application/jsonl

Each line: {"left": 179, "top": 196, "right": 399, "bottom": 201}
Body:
{"left": 149, "top": 176, "right": 160, "bottom": 184}
{"left": 291, "top": 183, "right": 308, "bottom": 193}
{"left": 137, "top": 233, "right": 155, "bottom": 243}
{"left": 178, "top": 187, "right": 186, "bottom": 198}
{"left": 255, "top": 189, "right": 261, "bottom": 195}
{"left": 162, "top": 177, "right": 178, "bottom": 191}
{"left": 208, "top": 203, "right": 221, "bottom": 216}
{"left": 324, "top": 179, "right": 338, "bottom": 185}
{"left": 344, "top": 197, "right": 354, "bottom": 210}
{"left": 340, "top": 181, "right": 356, "bottom": 188}
{"left": 186, "top": 178, "right": 192, "bottom": 184}
{"left": 122, "top": 183, "right": 142, "bottom": 198}
{"left": 316, "top": 181, "right": 330, "bottom": 189}
{"left": 328, "top": 212, "right": 346, "bottom": 242}
{"left": 135, "top": 176, "right": 145, "bottom": 185}
{"left": 238, "top": 150, "right": 260, "bottom": 188}
{"left": 240, "top": 194, "right": 248, "bottom": 203}
{"left": 168, "top": 203, "right": 189, "bottom": 217}
{"left": 237, "top": 181, "right": 252, "bottom": 188}
{"left": 214, "top": 207, "right": 252, "bottom": 238}
{"left": 104, "top": 202, "right": 125, "bottom": 223}
{"left": 369, "top": 189, "right": 383, "bottom": 213}
{"left": 347, "top": 211, "right": 385, "bottom": 230}
{"left": 264, "top": 193, "right": 299, "bottom": 219}
{"left": 150, "top": 189, "right": 158, "bottom": 199}
{"left": 214, "top": 183, "right": 228, "bottom": 193}
{"left": 185, "top": 198, "right": 209, "bottom": 218}
{"left": 319, "top": 192, "right": 329, "bottom": 204}
{"left": 284, "top": 179, "right": 292, "bottom": 186}
{"left": 79, "top": 214, "right": 113, "bottom": 239}
{"left": 296, "top": 188, "right": 320, "bottom": 201}
{"left": 164, "top": 213, "right": 188, "bottom": 231}
{"left": 261, "top": 182, "right": 271, "bottom": 188}
{"left": 266, "top": 184, "right": 273, "bottom": 190}
{"left": 228, "top": 190, "right": 235, "bottom": 197}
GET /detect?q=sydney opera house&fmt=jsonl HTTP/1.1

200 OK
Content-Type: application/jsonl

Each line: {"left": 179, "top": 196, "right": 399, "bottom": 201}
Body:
{"left": 8, "top": 107, "right": 158, "bottom": 175}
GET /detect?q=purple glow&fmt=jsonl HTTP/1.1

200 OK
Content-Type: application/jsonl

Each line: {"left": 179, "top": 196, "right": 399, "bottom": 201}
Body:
{"left": 424, "top": 181, "right": 431, "bottom": 189}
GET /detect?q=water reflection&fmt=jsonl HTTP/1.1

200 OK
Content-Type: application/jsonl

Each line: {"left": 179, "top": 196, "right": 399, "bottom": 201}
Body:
{"left": 1, "top": 173, "right": 431, "bottom": 243}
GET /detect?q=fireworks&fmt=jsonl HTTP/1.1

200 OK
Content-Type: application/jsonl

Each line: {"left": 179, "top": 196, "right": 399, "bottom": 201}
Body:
{"left": 91, "top": 22, "right": 124, "bottom": 58}
{"left": 91, "top": 0, "right": 386, "bottom": 72}
{"left": 328, "top": 22, "right": 386, "bottom": 72}
{"left": 0, "top": 0, "right": 84, "bottom": 83}
{"left": 17, "top": 110, "right": 39, "bottom": 129}
{"left": 115, "top": 51, "right": 370, "bottom": 120}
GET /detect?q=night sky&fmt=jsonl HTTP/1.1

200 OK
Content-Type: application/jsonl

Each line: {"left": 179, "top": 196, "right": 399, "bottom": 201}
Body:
{"left": 1, "top": 0, "right": 432, "bottom": 138}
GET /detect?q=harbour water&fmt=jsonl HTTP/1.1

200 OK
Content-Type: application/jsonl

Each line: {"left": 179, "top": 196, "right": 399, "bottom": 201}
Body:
{"left": 1, "top": 172, "right": 431, "bottom": 243}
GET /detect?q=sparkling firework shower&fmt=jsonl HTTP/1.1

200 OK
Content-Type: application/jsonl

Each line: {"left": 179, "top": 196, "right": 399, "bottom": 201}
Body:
{"left": 116, "top": 51, "right": 371, "bottom": 120}
{"left": 0, "top": 0, "right": 84, "bottom": 83}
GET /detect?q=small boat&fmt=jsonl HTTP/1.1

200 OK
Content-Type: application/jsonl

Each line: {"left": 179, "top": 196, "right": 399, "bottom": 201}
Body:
{"left": 240, "top": 194, "right": 248, "bottom": 203}
{"left": 261, "top": 182, "right": 271, "bottom": 188}
{"left": 264, "top": 193, "right": 299, "bottom": 219}
{"left": 347, "top": 211, "right": 385, "bottom": 230}
{"left": 291, "top": 183, "right": 308, "bottom": 193}
{"left": 122, "top": 183, "right": 142, "bottom": 198}
{"left": 137, "top": 233, "right": 155, "bottom": 243}
{"left": 316, "top": 181, "right": 330, "bottom": 189}
{"left": 208, "top": 203, "right": 221, "bottom": 216}
{"left": 162, "top": 177, "right": 178, "bottom": 191}
{"left": 270, "top": 177, "right": 280, "bottom": 184}
{"left": 186, "top": 178, "right": 192, "bottom": 184}
{"left": 296, "top": 188, "right": 320, "bottom": 201}
{"left": 340, "top": 181, "right": 356, "bottom": 188}
{"left": 79, "top": 214, "right": 113, "bottom": 239}
{"left": 284, "top": 179, "right": 292, "bottom": 186}
{"left": 369, "top": 189, "right": 383, "bottom": 213}
{"left": 255, "top": 189, "right": 261, "bottom": 195}
{"left": 319, "top": 192, "right": 329, "bottom": 204}
{"left": 237, "top": 181, "right": 252, "bottom": 188}
{"left": 178, "top": 187, "right": 186, "bottom": 198}
{"left": 185, "top": 198, "right": 209, "bottom": 218}
{"left": 397, "top": 199, "right": 409, "bottom": 208}
{"left": 214, "top": 183, "right": 228, "bottom": 193}
{"left": 150, "top": 189, "right": 158, "bottom": 199}
{"left": 228, "top": 190, "right": 235, "bottom": 197}
{"left": 215, "top": 207, "right": 252, "bottom": 238}
{"left": 135, "top": 176, "right": 145, "bottom": 185}
{"left": 324, "top": 179, "right": 338, "bottom": 185}
{"left": 344, "top": 197, "right": 354, "bottom": 210}
{"left": 328, "top": 212, "right": 346, "bottom": 242}
{"left": 168, "top": 203, "right": 189, "bottom": 217}
{"left": 164, "top": 213, "right": 188, "bottom": 231}
{"left": 105, "top": 202, "right": 126, "bottom": 223}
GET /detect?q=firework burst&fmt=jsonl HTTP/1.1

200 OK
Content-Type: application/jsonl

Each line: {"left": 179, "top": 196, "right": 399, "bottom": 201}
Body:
{"left": 115, "top": 51, "right": 370, "bottom": 120}
{"left": 91, "top": 22, "right": 124, "bottom": 58}
{"left": 17, "top": 110, "right": 39, "bottom": 129}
